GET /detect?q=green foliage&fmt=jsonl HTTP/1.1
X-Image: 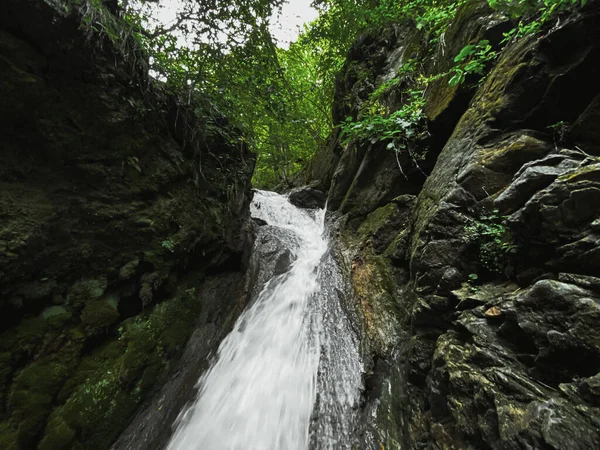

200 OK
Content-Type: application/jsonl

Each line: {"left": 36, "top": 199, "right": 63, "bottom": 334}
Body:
{"left": 337, "top": 58, "right": 442, "bottom": 174}
{"left": 339, "top": 89, "right": 427, "bottom": 151}
{"left": 161, "top": 239, "right": 175, "bottom": 253}
{"left": 185, "top": 287, "right": 197, "bottom": 300}
{"left": 547, "top": 120, "right": 570, "bottom": 143}
{"left": 488, "top": 0, "right": 587, "bottom": 17}
{"left": 91, "top": 0, "right": 587, "bottom": 189}
{"left": 115, "top": 0, "right": 331, "bottom": 189}
{"left": 487, "top": 0, "right": 589, "bottom": 42}
{"left": 467, "top": 273, "right": 480, "bottom": 292}
{"left": 465, "top": 210, "right": 517, "bottom": 274}
{"left": 376, "top": 0, "right": 468, "bottom": 37}
{"left": 449, "top": 40, "right": 498, "bottom": 86}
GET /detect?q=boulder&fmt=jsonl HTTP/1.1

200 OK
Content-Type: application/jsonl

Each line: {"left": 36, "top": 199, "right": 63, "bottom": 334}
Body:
{"left": 288, "top": 186, "right": 326, "bottom": 209}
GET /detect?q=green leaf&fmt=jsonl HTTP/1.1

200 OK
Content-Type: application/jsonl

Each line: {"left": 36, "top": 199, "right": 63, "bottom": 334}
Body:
{"left": 454, "top": 44, "right": 476, "bottom": 62}
{"left": 449, "top": 72, "right": 463, "bottom": 86}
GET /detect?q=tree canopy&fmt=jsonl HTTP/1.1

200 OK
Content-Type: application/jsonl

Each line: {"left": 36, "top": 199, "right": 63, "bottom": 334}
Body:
{"left": 106, "top": 0, "right": 588, "bottom": 188}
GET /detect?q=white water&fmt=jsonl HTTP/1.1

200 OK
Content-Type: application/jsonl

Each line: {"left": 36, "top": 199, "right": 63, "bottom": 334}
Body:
{"left": 166, "top": 190, "right": 362, "bottom": 450}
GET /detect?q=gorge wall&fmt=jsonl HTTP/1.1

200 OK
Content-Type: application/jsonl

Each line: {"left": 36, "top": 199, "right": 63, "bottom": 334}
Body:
{"left": 0, "top": 1, "right": 256, "bottom": 448}
{"left": 3, "top": 0, "right": 600, "bottom": 449}
{"left": 306, "top": 0, "right": 600, "bottom": 448}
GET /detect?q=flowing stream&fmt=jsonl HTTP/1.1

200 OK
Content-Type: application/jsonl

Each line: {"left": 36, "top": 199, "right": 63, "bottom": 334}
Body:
{"left": 166, "top": 190, "right": 362, "bottom": 450}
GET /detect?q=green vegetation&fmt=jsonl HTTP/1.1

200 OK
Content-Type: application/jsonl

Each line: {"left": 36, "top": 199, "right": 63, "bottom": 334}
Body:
{"left": 487, "top": 0, "right": 589, "bottom": 41}
{"left": 105, "top": 0, "right": 476, "bottom": 187}
{"left": 77, "top": 0, "right": 587, "bottom": 188}
{"left": 0, "top": 282, "right": 205, "bottom": 450}
{"left": 465, "top": 209, "right": 517, "bottom": 274}
{"left": 161, "top": 238, "right": 176, "bottom": 253}
{"left": 449, "top": 40, "right": 498, "bottom": 86}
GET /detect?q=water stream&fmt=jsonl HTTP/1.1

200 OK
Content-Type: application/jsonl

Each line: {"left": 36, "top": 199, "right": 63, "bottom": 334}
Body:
{"left": 165, "top": 190, "right": 362, "bottom": 450}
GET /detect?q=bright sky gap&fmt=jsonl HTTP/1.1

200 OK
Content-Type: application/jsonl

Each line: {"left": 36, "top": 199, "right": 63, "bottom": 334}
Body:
{"left": 150, "top": 0, "right": 318, "bottom": 49}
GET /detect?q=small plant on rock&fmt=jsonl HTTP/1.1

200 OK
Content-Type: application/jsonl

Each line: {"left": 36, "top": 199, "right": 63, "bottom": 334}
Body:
{"left": 547, "top": 120, "right": 569, "bottom": 146}
{"left": 161, "top": 239, "right": 176, "bottom": 253}
{"left": 465, "top": 210, "right": 517, "bottom": 274}
{"left": 467, "top": 273, "right": 480, "bottom": 292}
{"left": 449, "top": 40, "right": 498, "bottom": 87}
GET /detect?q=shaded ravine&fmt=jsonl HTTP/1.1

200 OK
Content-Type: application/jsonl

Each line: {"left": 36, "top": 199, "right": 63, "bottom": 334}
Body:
{"left": 165, "top": 191, "right": 363, "bottom": 450}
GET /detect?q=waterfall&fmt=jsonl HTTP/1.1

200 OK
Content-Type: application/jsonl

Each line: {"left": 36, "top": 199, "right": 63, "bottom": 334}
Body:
{"left": 165, "top": 190, "right": 362, "bottom": 450}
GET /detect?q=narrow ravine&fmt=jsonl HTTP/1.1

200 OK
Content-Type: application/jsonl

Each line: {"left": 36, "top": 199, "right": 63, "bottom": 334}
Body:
{"left": 166, "top": 191, "right": 362, "bottom": 450}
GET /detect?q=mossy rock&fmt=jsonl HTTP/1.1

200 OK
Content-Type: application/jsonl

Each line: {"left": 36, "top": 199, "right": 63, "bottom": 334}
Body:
{"left": 80, "top": 300, "right": 119, "bottom": 335}
{"left": 67, "top": 277, "right": 107, "bottom": 309}
{"left": 0, "top": 317, "right": 47, "bottom": 358}
{"left": 34, "top": 287, "right": 203, "bottom": 449}
{"left": 119, "top": 291, "right": 200, "bottom": 385}
{"left": 357, "top": 202, "right": 401, "bottom": 244}
{"left": 0, "top": 421, "right": 18, "bottom": 450}
{"left": 351, "top": 251, "right": 402, "bottom": 354}
{"left": 7, "top": 347, "right": 81, "bottom": 446}
{"left": 49, "top": 373, "right": 139, "bottom": 450}
{"left": 118, "top": 322, "right": 160, "bottom": 386}
{"left": 10, "top": 362, "right": 68, "bottom": 405}
{"left": 17, "top": 402, "right": 53, "bottom": 448}
{"left": 57, "top": 339, "right": 125, "bottom": 403}
{"left": 150, "top": 294, "right": 200, "bottom": 356}
{"left": 43, "top": 338, "right": 132, "bottom": 449}
{"left": 0, "top": 352, "right": 12, "bottom": 412}
{"left": 38, "top": 415, "right": 76, "bottom": 450}
{"left": 42, "top": 305, "right": 72, "bottom": 329}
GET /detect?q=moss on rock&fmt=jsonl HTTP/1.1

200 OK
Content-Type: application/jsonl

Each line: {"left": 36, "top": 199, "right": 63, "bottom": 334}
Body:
{"left": 118, "top": 323, "right": 160, "bottom": 387}
{"left": 357, "top": 203, "right": 400, "bottom": 242}
{"left": 31, "top": 283, "right": 204, "bottom": 449}
{"left": 5, "top": 340, "right": 83, "bottom": 447}
{"left": 0, "top": 352, "right": 12, "bottom": 414}
{"left": 80, "top": 300, "right": 119, "bottom": 336}
{"left": 351, "top": 251, "right": 401, "bottom": 354}
{"left": 0, "top": 422, "right": 18, "bottom": 450}
{"left": 67, "top": 278, "right": 108, "bottom": 309}
{"left": 42, "top": 306, "right": 73, "bottom": 330}
{"left": 0, "top": 317, "right": 48, "bottom": 360}
{"left": 38, "top": 415, "right": 76, "bottom": 450}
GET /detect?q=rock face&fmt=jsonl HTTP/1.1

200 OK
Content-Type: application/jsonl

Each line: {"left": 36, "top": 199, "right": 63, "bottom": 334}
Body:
{"left": 312, "top": 1, "right": 600, "bottom": 448}
{"left": 288, "top": 185, "right": 327, "bottom": 209}
{"left": 0, "top": 1, "right": 255, "bottom": 449}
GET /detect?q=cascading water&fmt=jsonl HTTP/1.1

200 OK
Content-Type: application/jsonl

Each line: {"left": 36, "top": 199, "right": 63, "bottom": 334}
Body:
{"left": 166, "top": 190, "right": 362, "bottom": 450}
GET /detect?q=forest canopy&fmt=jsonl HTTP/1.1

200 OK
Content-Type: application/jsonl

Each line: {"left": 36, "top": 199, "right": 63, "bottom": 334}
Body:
{"left": 105, "top": 0, "right": 587, "bottom": 188}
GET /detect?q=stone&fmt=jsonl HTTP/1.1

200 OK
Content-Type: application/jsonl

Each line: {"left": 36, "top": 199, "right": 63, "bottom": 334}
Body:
{"left": 316, "top": 1, "right": 600, "bottom": 447}
{"left": 0, "top": 0, "right": 256, "bottom": 447}
{"left": 287, "top": 186, "right": 326, "bottom": 209}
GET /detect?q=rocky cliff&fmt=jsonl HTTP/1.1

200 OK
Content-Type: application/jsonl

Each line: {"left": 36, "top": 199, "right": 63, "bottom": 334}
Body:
{"left": 0, "top": 1, "right": 255, "bottom": 448}
{"left": 307, "top": 1, "right": 600, "bottom": 448}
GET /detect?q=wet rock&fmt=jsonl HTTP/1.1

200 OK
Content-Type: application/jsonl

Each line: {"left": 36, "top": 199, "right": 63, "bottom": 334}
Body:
{"left": 578, "top": 373, "right": 600, "bottom": 406}
{"left": 252, "top": 217, "right": 268, "bottom": 226}
{"left": 246, "top": 226, "right": 298, "bottom": 299}
{"left": 558, "top": 272, "right": 600, "bottom": 292}
{"left": 514, "top": 280, "right": 600, "bottom": 378}
{"left": 318, "top": 1, "right": 600, "bottom": 448}
{"left": 355, "top": 195, "right": 416, "bottom": 254}
{"left": 508, "top": 157, "right": 600, "bottom": 275}
{"left": 273, "top": 249, "right": 293, "bottom": 275}
{"left": 0, "top": 0, "right": 256, "bottom": 447}
{"left": 571, "top": 91, "right": 600, "bottom": 151}
{"left": 118, "top": 259, "right": 139, "bottom": 281}
{"left": 451, "top": 281, "right": 518, "bottom": 310}
{"left": 494, "top": 150, "right": 584, "bottom": 214}
{"left": 288, "top": 186, "right": 326, "bottom": 209}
